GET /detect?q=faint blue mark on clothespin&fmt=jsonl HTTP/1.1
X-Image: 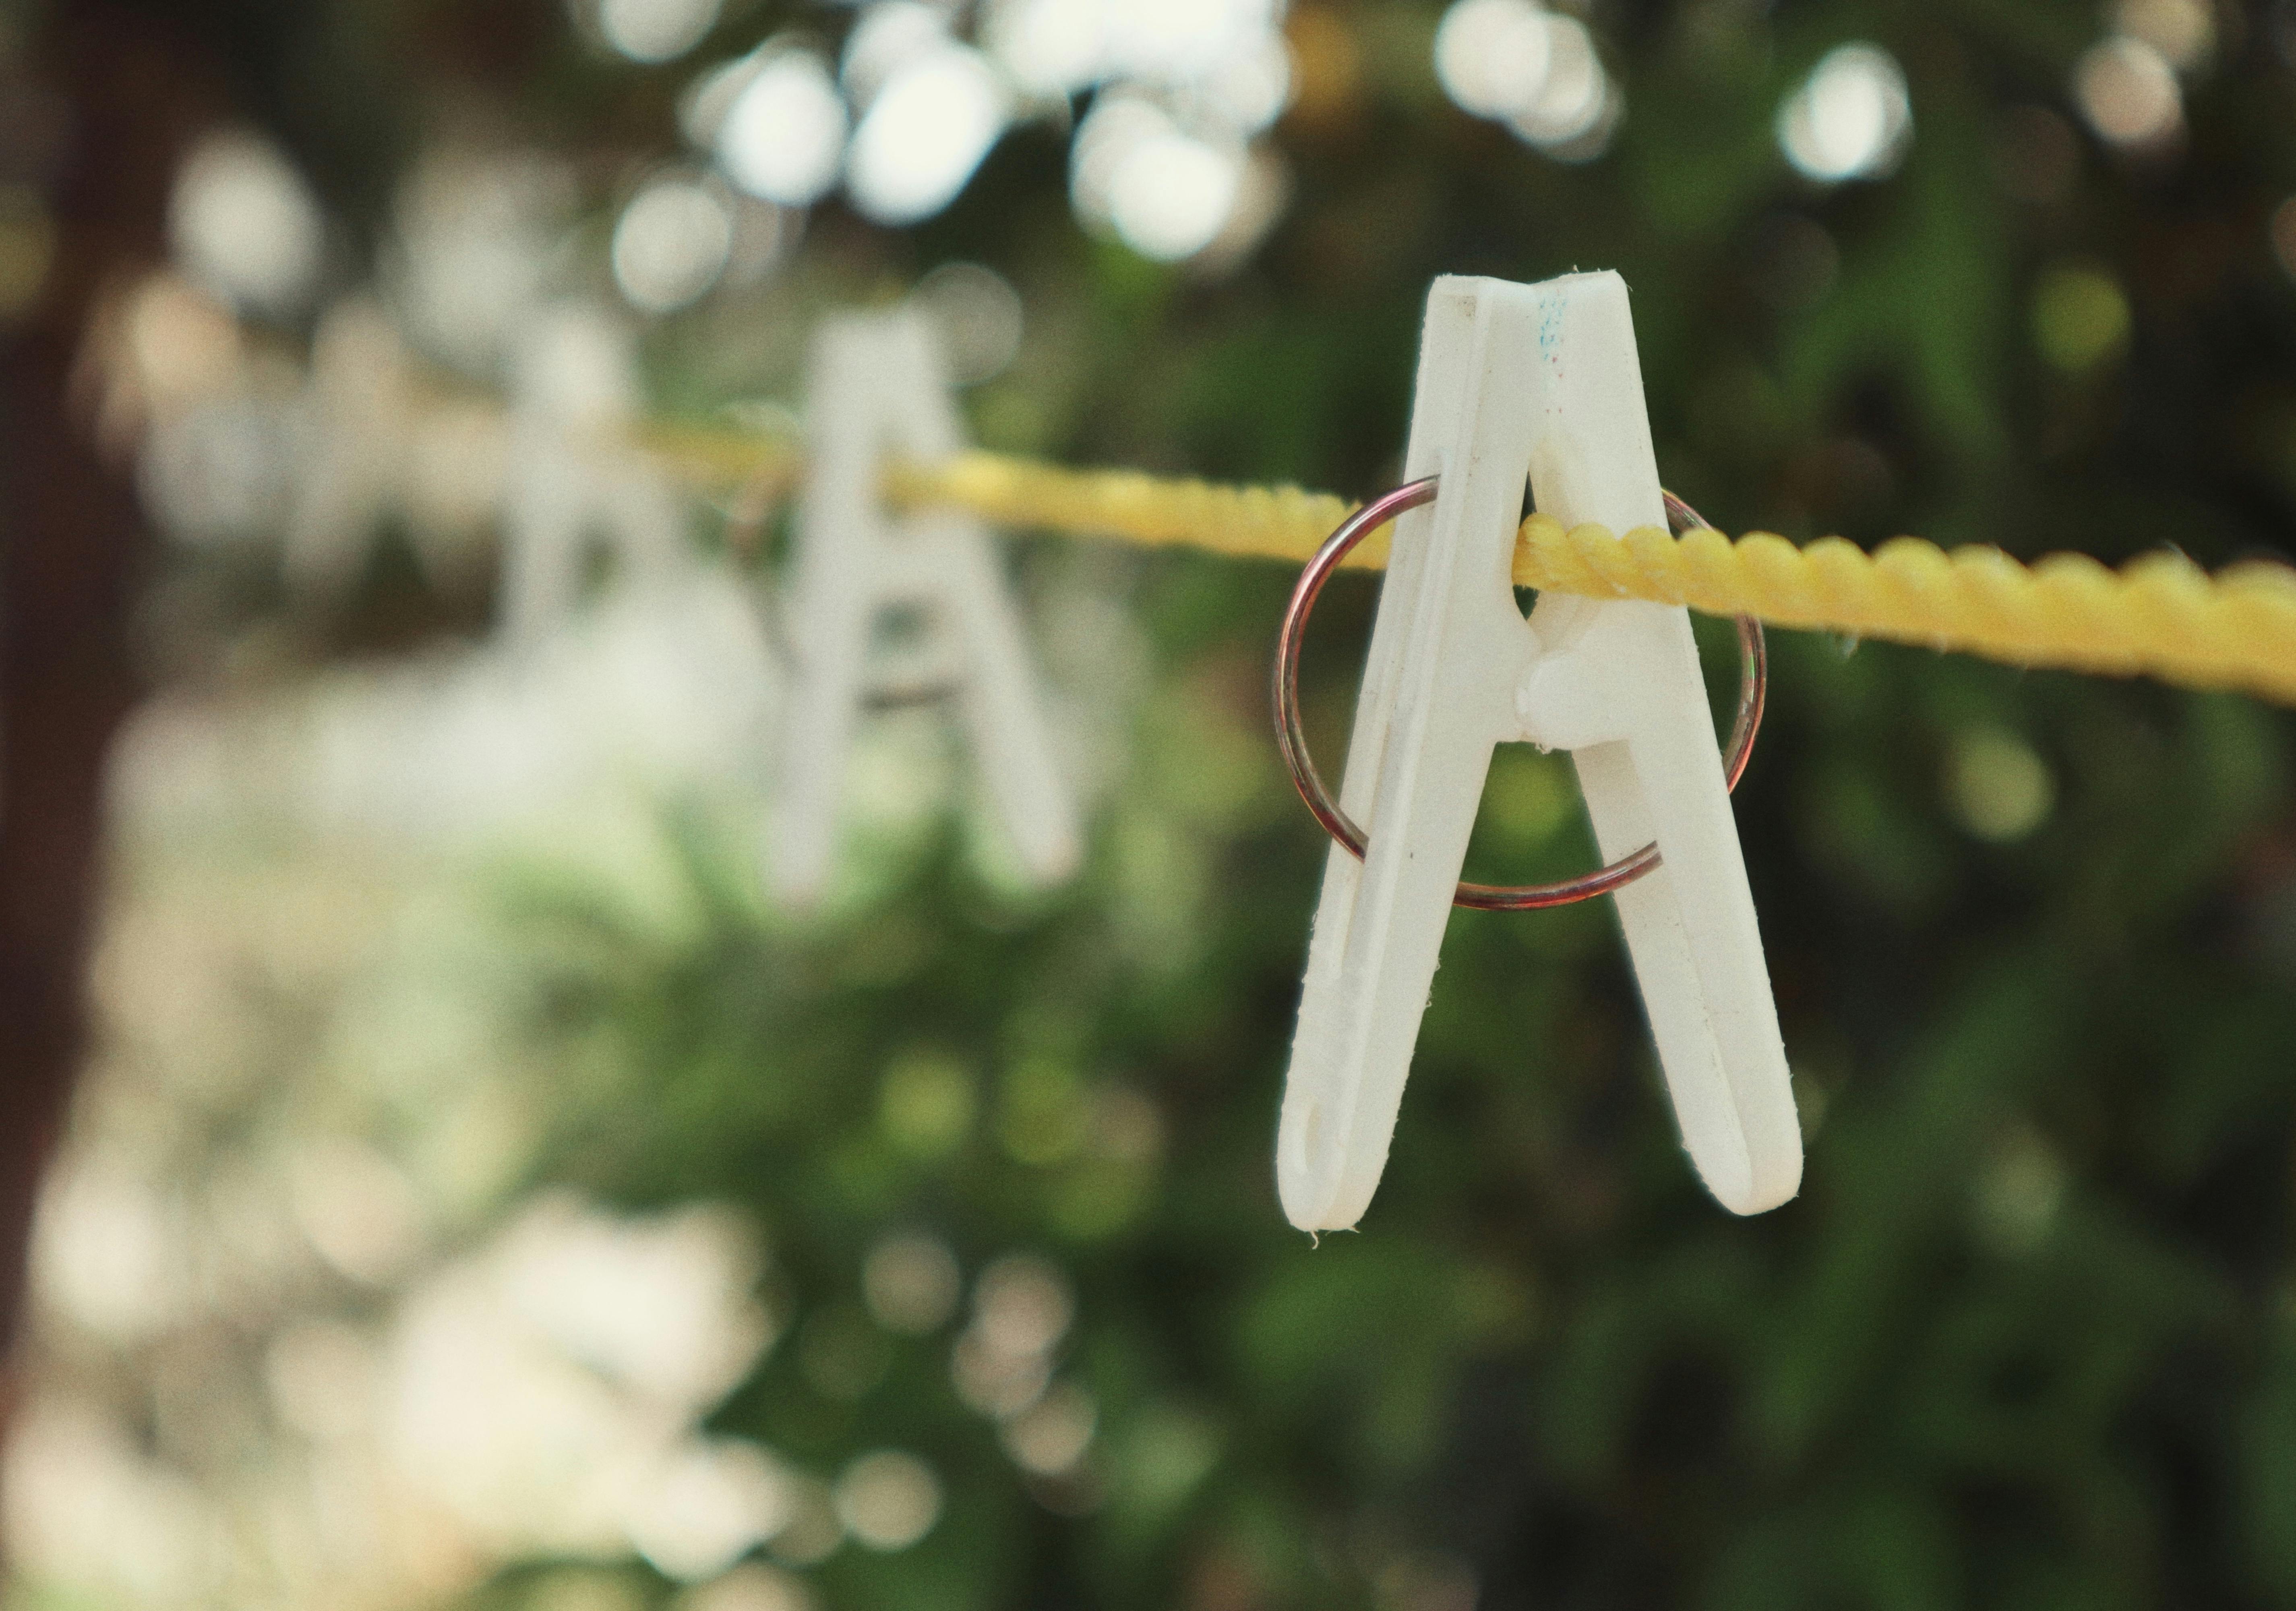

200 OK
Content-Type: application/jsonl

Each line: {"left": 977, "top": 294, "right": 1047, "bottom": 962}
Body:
{"left": 1276, "top": 272, "right": 1802, "bottom": 1231}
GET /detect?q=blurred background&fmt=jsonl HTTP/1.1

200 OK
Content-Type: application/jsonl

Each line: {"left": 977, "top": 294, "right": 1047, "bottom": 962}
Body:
{"left": 4, "top": 0, "right": 2296, "bottom": 1607}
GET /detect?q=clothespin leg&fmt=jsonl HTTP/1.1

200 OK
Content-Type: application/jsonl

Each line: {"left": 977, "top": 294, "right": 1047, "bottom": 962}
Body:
{"left": 1515, "top": 271, "right": 1800, "bottom": 1215}
{"left": 766, "top": 439, "right": 878, "bottom": 907}
{"left": 606, "top": 468, "right": 690, "bottom": 592}
{"left": 921, "top": 520, "right": 1084, "bottom": 885}
{"left": 1545, "top": 611, "right": 1801, "bottom": 1213}
{"left": 501, "top": 461, "right": 584, "bottom": 647}
{"left": 1277, "top": 277, "right": 1547, "bottom": 1232}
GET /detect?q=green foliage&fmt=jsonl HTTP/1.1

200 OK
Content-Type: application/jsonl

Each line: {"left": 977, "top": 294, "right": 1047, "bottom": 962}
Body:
{"left": 326, "top": 0, "right": 2296, "bottom": 1605}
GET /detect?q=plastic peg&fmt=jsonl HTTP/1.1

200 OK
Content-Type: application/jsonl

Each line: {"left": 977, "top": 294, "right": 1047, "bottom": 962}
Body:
{"left": 767, "top": 306, "right": 1081, "bottom": 908}
{"left": 1276, "top": 271, "right": 1800, "bottom": 1231}
{"left": 500, "top": 302, "right": 689, "bottom": 646}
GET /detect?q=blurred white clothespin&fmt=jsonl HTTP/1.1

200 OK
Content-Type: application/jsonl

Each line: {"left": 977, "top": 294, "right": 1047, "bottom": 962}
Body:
{"left": 283, "top": 296, "right": 422, "bottom": 602}
{"left": 1276, "top": 272, "right": 1801, "bottom": 1231}
{"left": 500, "top": 303, "right": 689, "bottom": 646}
{"left": 264, "top": 295, "right": 507, "bottom": 606}
{"left": 767, "top": 306, "right": 1080, "bottom": 908}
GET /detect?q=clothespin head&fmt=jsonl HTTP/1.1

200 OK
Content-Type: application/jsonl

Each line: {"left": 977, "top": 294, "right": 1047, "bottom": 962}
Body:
{"left": 767, "top": 306, "right": 1081, "bottom": 909}
{"left": 499, "top": 302, "right": 689, "bottom": 646}
{"left": 1274, "top": 271, "right": 1801, "bottom": 1231}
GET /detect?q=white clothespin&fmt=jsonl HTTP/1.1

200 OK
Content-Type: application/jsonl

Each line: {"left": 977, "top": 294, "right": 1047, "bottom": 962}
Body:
{"left": 500, "top": 302, "right": 689, "bottom": 646}
{"left": 1277, "top": 272, "right": 1800, "bottom": 1230}
{"left": 767, "top": 307, "right": 1080, "bottom": 908}
{"left": 277, "top": 295, "right": 513, "bottom": 609}
{"left": 283, "top": 296, "right": 422, "bottom": 602}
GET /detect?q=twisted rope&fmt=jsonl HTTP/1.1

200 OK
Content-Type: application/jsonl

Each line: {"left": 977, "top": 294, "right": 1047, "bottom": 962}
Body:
{"left": 1512, "top": 514, "right": 2296, "bottom": 708}
{"left": 644, "top": 433, "right": 2296, "bottom": 708}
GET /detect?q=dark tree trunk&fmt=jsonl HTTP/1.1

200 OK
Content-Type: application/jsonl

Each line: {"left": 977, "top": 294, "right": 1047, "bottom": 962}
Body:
{"left": 0, "top": 0, "right": 221, "bottom": 1408}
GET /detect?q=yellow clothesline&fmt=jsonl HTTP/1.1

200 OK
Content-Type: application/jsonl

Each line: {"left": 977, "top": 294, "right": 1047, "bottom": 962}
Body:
{"left": 638, "top": 425, "right": 2296, "bottom": 710}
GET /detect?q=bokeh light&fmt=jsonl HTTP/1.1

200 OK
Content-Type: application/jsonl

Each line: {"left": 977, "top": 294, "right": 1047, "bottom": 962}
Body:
{"left": 765, "top": 1478, "right": 843, "bottom": 1567}
{"left": 844, "top": 45, "right": 1010, "bottom": 225}
{"left": 509, "top": 303, "right": 638, "bottom": 429}
{"left": 1777, "top": 43, "right": 1913, "bottom": 183}
{"left": 1071, "top": 92, "right": 1172, "bottom": 226}
{"left": 383, "top": 1194, "right": 774, "bottom": 1563}
{"left": 1191, "top": 143, "right": 1291, "bottom": 271}
{"left": 610, "top": 176, "right": 732, "bottom": 314}
{"left": 168, "top": 130, "right": 325, "bottom": 315}
{"left": 1506, "top": 14, "right": 1615, "bottom": 157}
{"left": 712, "top": 49, "right": 848, "bottom": 207}
{"left": 981, "top": 0, "right": 1106, "bottom": 97}
{"left": 138, "top": 399, "right": 294, "bottom": 551}
{"left": 682, "top": 1563, "right": 817, "bottom": 1611}
{"left": 1433, "top": 0, "right": 1551, "bottom": 120}
{"left": 998, "top": 1380, "right": 1096, "bottom": 1477}
{"left": 840, "top": 1, "right": 949, "bottom": 110}
{"left": 860, "top": 1232, "right": 962, "bottom": 1334}
{"left": 2074, "top": 35, "right": 2183, "bottom": 148}
{"left": 973, "top": 1253, "right": 1074, "bottom": 1358}
{"left": 1070, "top": 92, "right": 1248, "bottom": 261}
{"left": 947, "top": 1252, "right": 1078, "bottom": 1422}
{"left": 983, "top": 0, "right": 1292, "bottom": 126}
{"left": 287, "top": 1136, "right": 427, "bottom": 1283}
{"left": 386, "top": 148, "right": 573, "bottom": 374}
{"left": 1099, "top": 0, "right": 1279, "bottom": 83}
{"left": 625, "top": 1440, "right": 793, "bottom": 1580}
{"left": 1946, "top": 728, "right": 2056, "bottom": 843}
{"left": 2031, "top": 260, "right": 2132, "bottom": 373}
{"left": 2113, "top": 0, "right": 2213, "bottom": 73}
{"left": 594, "top": 0, "right": 721, "bottom": 64}
{"left": 4, "top": 1396, "right": 222, "bottom": 1606}
{"left": 1434, "top": 0, "right": 1619, "bottom": 161}
{"left": 951, "top": 1325, "right": 1051, "bottom": 1416}
{"left": 911, "top": 261, "right": 1024, "bottom": 385}
{"left": 1198, "top": 29, "right": 1292, "bottom": 130}
{"left": 1109, "top": 129, "right": 1242, "bottom": 261}
{"left": 263, "top": 1320, "right": 374, "bottom": 1441}
{"left": 877, "top": 1051, "right": 976, "bottom": 1157}
{"left": 31, "top": 1164, "right": 185, "bottom": 1344}
{"left": 930, "top": 0, "right": 1297, "bottom": 257}
{"left": 829, "top": 1452, "right": 942, "bottom": 1552}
